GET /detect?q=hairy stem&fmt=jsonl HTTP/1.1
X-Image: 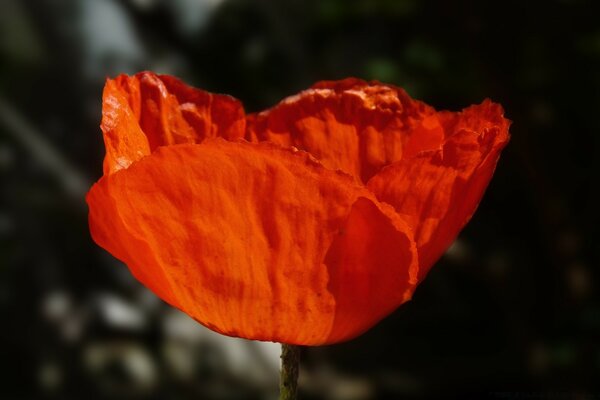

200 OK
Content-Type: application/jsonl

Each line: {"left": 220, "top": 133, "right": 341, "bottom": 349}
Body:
{"left": 279, "top": 344, "right": 300, "bottom": 400}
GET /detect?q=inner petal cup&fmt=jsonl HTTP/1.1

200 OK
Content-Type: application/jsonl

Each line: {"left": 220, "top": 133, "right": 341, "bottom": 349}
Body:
{"left": 246, "top": 78, "right": 446, "bottom": 184}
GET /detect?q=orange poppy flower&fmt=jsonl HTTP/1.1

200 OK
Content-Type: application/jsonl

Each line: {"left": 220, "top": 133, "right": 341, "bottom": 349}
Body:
{"left": 87, "top": 72, "right": 510, "bottom": 345}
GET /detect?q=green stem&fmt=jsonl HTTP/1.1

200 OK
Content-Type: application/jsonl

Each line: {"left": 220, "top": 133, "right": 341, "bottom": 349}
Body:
{"left": 279, "top": 344, "right": 300, "bottom": 400}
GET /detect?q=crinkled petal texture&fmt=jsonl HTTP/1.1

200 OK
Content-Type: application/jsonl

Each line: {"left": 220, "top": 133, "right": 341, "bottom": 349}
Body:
{"left": 249, "top": 81, "right": 510, "bottom": 281}
{"left": 367, "top": 101, "right": 510, "bottom": 279}
{"left": 88, "top": 139, "right": 418, "bottom": 345}
{"left": 247, "top": 78, "right": 445, "bottom": 184}
{"left": 88, "top": 72, "right": 509, "bottom": 345}
{"left": 100, "top": 72, "right": 245, "bottom": 175}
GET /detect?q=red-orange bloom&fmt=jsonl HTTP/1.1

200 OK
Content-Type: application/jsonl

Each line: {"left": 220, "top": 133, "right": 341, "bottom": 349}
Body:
{"left": 87, "top": 72, "right": 510, "bottom": 345}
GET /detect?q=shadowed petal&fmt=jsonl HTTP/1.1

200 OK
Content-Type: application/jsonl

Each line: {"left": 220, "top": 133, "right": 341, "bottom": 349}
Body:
{"left": 247, "top": 78, "right": 443, "bottom": 183}
{"left": 324, "top": 197, "right": 418, "bottom": 343}
{"left": 367, "top": 100, "right": 510, "bottom": 281}
{"left": 87, "top": 139, "right": 417, "bottom": 345}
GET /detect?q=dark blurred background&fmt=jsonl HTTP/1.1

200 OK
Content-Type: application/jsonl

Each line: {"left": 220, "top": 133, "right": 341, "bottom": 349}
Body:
{"left": 1, "top": 0, "right": 599, "bottom": 399}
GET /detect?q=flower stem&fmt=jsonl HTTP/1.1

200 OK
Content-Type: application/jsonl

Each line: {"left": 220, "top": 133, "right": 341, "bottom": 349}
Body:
{"left": 279, "top": 344, "right": 300, "bottom": 400}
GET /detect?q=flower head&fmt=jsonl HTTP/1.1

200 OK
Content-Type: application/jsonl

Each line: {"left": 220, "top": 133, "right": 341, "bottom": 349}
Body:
{"left": 87, "top": 72, "right": 510, "bottom": 345}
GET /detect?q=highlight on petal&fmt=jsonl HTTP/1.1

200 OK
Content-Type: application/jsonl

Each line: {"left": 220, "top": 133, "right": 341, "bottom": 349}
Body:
{"left": 100, "top": 78, "right": 151, "bottom": 175}
{"left": 101, "top": 72, "right": 246, "bottom": 175}
{"left": 246, "top": 78, "right": 444, "bottom": 183}
{"left": 367, "top": 100, "right": 511, "bottom": 280}
{"left": 86, "top": 139, "right": 417, "bottom": 345}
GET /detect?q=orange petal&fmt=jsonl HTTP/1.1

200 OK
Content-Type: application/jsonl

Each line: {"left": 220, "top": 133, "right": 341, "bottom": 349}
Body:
{"left": 246, "top": 78, "right": 443, "bottom": 183}
{"left": 324, "top": 197, "right": 417, "bottom": 343}
{"left": 86, "top": 139, "right": 417, "bottom": 345}
{"left": 367, "top": 100, "right": 510, "bottom": 281}
{"left": 100, "top": 78, "right": 151, "bottom": 175}
{"left": 101, "top": 72, "right": 245, "bottom": 175}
